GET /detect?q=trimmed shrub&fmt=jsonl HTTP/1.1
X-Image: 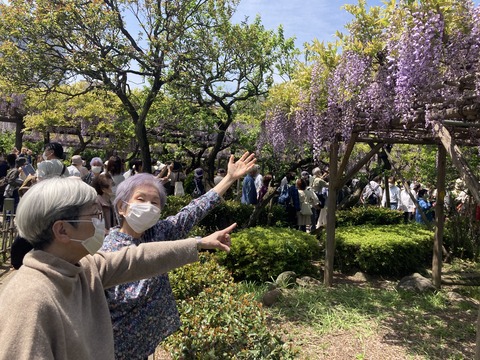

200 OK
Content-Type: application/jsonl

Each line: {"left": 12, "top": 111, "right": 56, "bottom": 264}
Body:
{"left": 217, "top": 226, "right": 322, "bottom": 282}
{"left": 162, "top": 196, "right": 288, "bottom": 232}
{"left": 335, "top": 223, "right": 434, "bottom": 277}
{"left": 336, "top": 206, "right": 404, "bottom": 227}
{"left": 165, "top": 253, "right": 296, "bottom": 359}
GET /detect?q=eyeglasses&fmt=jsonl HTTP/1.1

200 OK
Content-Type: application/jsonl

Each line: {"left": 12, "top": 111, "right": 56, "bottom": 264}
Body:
{"left": 79, "top": 212, "right": 104, "bottom": 221}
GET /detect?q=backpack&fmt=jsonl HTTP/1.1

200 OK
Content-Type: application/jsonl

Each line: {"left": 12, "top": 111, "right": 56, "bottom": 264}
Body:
{"left": 316, "top": 192, "right": 326, "bottom": 208}
{"left": 277, "top": 184, "right": 290, "bottom": 205}
{"left": 366, "top": 183, "right": 380, "bottom": 205}
{"left": 367, "top": 192, "right": 379, "bottom": 205}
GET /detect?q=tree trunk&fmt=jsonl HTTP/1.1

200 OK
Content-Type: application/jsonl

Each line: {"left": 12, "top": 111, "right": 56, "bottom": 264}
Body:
{"left": 136, "top": 121, "right": 152, "bottom": 174}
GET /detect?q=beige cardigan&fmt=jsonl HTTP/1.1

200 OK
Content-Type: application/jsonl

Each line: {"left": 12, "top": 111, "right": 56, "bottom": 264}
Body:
{"left": 0, "top": 239, "right": 198, "bottom": 360}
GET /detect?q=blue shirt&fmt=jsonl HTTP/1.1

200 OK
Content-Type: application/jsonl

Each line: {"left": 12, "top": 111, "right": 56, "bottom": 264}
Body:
{"left": 100, "top": 190, "right": 221, "bottom": 359}
{"left": 241, "top": 174, "right": 257, "bottom": 205}
{"left": 415, "top": 198, "right": 433, "bottom": 224}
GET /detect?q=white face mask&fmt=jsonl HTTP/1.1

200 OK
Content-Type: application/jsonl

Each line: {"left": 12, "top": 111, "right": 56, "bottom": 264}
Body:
{"left": 70, "top": 218, "right": 106, "bottom": 255}
{"left": 124, "top": 202, "right": 161, "bottom": 234}
{"left": 91, "top": 166, "right": 102, "bottom": 174}
{"left": 42, "top": 152, "right": 49, "bottom": 161}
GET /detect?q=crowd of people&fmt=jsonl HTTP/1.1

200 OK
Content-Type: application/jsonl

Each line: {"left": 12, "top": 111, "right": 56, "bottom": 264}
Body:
{"left": 359, "top": 175, "right": 480, "bottom": 225}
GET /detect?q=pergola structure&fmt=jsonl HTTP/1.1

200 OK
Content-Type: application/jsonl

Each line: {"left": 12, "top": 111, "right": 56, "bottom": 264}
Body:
{"left": 323, "top": 76, "right": 480, "bottom": 288}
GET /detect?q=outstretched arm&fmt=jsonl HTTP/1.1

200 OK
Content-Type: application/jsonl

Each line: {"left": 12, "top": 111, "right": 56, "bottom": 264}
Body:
{"left": 212, "top": 152, "right": 256, "bottom": 197}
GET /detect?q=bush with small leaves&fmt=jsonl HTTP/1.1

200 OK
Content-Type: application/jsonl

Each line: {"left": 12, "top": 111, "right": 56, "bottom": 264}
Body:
{"left": 336, "top": 206, "right": 404, "bottom": 227}
{"left": 335, "top": 223, "right": 433, "bottom": 276}
{"left": 165, "top": 253, "right": 296, "bottom": 359}
{"left": 217, "top": 226, "right": 321, "bottom": 282}
{"left": 161, "top": 196, "right": 288, "bottom": 232}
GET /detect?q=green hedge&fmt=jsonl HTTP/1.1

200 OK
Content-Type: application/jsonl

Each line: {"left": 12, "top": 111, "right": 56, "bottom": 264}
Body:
{"left": 217, "top": 226, "right": 321, "bottom": 282}
{"left": 165, "top": 253, "right": 296, "bottom": 359}
{"left": 335, "top": 223, "right": 434, "bottom": 277}
{"left": 336, "top": 206, "right": 404, "bottom": 227}
{"left": 162, "top": 195, "right": 288, "bottom": 233}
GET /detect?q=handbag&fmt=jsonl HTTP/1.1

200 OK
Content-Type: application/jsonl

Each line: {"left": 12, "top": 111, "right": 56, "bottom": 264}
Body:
{"left": 300, "top": 202, "right": 313, "bottom": 216}
{"left": 174, "top": 173, "right": 185, "bottom": 196}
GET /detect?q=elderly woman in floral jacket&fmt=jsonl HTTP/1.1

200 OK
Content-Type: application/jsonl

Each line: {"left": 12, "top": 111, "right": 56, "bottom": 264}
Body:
{"left": 101, "top": 152, "right": 256, "bottom": 359}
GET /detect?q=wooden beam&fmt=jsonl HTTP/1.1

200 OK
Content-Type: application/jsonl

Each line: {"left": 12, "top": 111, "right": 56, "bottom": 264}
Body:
{"left": 337, "top": 133, "right": 358, "bottom": 180}
{"left": 433, "top": 121, "right": 480, "bottom": 204}
{"left": 340, "top": 142, "right": 384, "bottom": 188}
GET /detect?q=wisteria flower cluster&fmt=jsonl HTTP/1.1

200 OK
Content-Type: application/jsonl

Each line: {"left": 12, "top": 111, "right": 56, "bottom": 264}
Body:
{"left": 260, "top": 1, "right": 480, "bottom": 162}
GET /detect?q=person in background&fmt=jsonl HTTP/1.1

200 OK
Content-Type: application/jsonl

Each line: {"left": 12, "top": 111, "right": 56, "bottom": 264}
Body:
{"left": 398, "top": 181, "right": 415, "bottom": 222}
{"left": 415, "top": 188, "right": 434, "bottom": 224}
{"left": 101, "top": 152, "right": 255, "bottom": 359}
{"left": 37, "top": 142, "right": 69, "bottom": 181}
{"left": 241, "top": 167, "right": 258, "bottom": 205}
{"left": 254, "top": 165, "right": 263, "bottom": 196}
{"left": 0, "top": 177, "right": 235, "bottom": 359}
{"left": 296, "top": 178, "right": 319, "bottom": 232}
{"left": 361, "top": 177, "right": 382, "bottom": 206}
{"left": 214, "top": 168, "right": 226, "bottom": 185}
{"left": 192, "top": 167, "right": 206, "bottom": 198}
{"left": 314, "top": 174, "right": 329, "bottom": 230}
{"left": 166, "top": 161, "right": 185, "bottom": 196}
{"left": 123, "top": 158, "right": 143, "bottom": 179}
{"left": 257, "top": 173, "right": 273, "bottom": 202}
{"left": 67, "top": 155, "right": 88, "bottom": 178}
{"left": 91, "top": 173, "right": 118, "bottom": 231}
{"left": 105, "top": 155, "right": 125, "bottom": 197}
{"left": 0, "top": 153, "right": 9, "bottom": 211}
{"left": 155, "top": 162, "right": 172, "bottom": 185}
{"left": 382, "top": 176, "right": 400, "bottom": 210}
{"left": 3, "top": 156, "right": 26, "bottom": 208}
{"left": 301, "top": 170, "right": 312, "bottom": 187}
{"left": 83, "top": 157, "right": 104, "bottom": 185}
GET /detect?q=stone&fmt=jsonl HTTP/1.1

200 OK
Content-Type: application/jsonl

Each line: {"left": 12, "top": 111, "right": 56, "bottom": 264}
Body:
{"left": 396, "top": 273, "right": 436, "bottom": 293}
{"left": 296, "top": 276, "right": 322, "bottom": 287}
{"left": 276, "top": 271, "right": 297, "bottom": 288}
{"left": 262, "top": 289, "right": 282, "bottom": 307}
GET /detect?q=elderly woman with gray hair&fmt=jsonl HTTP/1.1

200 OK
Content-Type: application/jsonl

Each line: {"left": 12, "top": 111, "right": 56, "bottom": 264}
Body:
{"left": 0, "top": 178, "right": 235, "bottom": 360}
{"left": 101, "top": 151, "right": 256, "bottom": 359}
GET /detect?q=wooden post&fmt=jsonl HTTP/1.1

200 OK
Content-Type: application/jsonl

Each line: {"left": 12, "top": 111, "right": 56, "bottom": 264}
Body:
{"left": 432, "top": 145, "right": 446, "bottom": 289}
{"left": 433, "top": 122, "right": 480, "bottom": 204}
{"left": 324, "top": 138, "right": 339, "bottom": 287}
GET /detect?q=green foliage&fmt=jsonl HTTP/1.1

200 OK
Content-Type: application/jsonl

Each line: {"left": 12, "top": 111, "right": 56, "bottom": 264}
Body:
{"left": 0, "top": 130, "right": 15, "bottom": 154}
{"left": 217, "top": 227, "right": 321, "bottom": 282}
{"left": 336, "top": 206, "right": 404, "bottom": 227}
{"left": 335, "top": 224, "right": 434, "bottom": 276}
{"left": 165, "top": 253, "right": 296, "bottom": 359}
{"left": 443, "top": 214, "right": 480, "bottom": 260}
{"left": 161, "top": 196, "right": 288, "bottom": 233}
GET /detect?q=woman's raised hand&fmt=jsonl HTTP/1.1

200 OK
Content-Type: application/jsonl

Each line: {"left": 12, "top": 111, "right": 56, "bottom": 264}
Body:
{"left": 226, "top": 151, "right": 256, "bottom": 181}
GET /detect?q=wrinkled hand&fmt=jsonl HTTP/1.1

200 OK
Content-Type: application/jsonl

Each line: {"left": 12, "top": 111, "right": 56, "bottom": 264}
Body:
{"left": 198, "top": 223, "right": 237, "bottom": 252}
{"left": 226, "top": 152, "right": 256, "bottom": 181}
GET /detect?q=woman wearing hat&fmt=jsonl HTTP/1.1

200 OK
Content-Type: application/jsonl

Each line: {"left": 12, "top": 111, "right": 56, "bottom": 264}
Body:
{"left": 192, "top": 167, "right": 206, "bottom": 198}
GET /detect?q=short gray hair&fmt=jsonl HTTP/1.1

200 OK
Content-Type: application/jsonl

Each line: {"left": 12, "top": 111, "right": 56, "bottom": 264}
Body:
{"left": 312, "top": 167, "right": 321, "bottom": 176}
{"left": 15, "top": 177, "right": 97, "bottom": 249}
{"left": 114, "top": 173, "right": 166, "bottom": 222}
